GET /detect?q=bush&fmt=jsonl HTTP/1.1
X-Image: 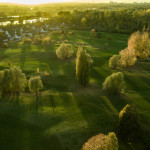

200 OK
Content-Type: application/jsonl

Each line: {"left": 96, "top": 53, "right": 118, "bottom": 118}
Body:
{"left": 60, "top": 34, "right": 65, "bottom": 41}
{"left": 32, "top": 35, "right": 42, "bottom": 45}
{"left": 56, "top": 43, "right": 73, "bottom": 60}
{"left": 103, "top": 72, "right": 125, "bottom": 95}
{"left": 109, "top": 55, "right": 121, "bottom": 70}
{"left": 82, "top": 132, "right": 118, "bottom": 150}
{"left": 51, "top": 30, "right": 61, "bottom": 35}
{"left": 81, "top": 17, "right": 87, "bottom": 25}
{"left": 23, "top": 37, "right": 32, "bottom": 44}
{"left": 91, "top": 29, "right": 96, "bottom": 37}
{"left": 119, "top": 104, "right": 140, "bottom": 140}
{"left": 42, "top": 36, "right": 52, "bottom": 47}
{"left": 68, "top": 31, "right": 75, "bottom": 36}
{"left": 1, "top": 43, "right": 9, "bottom": 48}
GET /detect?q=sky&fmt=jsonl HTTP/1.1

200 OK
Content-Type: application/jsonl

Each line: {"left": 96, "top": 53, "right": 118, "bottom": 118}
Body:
{"left": 0, "top": 0, "right": 149, "bottom": 4}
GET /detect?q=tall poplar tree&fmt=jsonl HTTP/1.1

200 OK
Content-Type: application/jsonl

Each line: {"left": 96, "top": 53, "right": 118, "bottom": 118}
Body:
{"left": 76, "top": 46, "right": 90, "bottom": 86}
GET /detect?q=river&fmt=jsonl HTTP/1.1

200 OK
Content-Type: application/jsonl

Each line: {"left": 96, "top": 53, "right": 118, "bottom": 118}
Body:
{"left": 0, "top": 18, "right": 48, "bottom": 26}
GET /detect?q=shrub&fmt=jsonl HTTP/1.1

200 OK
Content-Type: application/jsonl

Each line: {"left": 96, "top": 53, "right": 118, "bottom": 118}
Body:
{"left": 56, "top": 43, "right": 73, "bottom": 60}
{"left": 119, "top": 104, "right": 140, "bottom": 140}
{"left": 32, "top": 35, "right": 42, "bottom": 45}
{"left": 81, "top": 17, "right": 87, "bottom": 25}
{"left": 60, "top": 34, "right": 65, "bottom": 41}
{"left": 1, "top": 43, "right": 9, "bottom": 48}
{"left": 109, "top": 55, "right": 121, "bottom": 70}
{"left": 82, "top": 132, "right": 118, "bottom": 150}
{"left": 23, "top": 37, "right": 32, "bottom": 44}
{"left": 91, "top": 29, "right": 96, "bottom": 37}
{"left": 142, "top": 26, "right": 147, "bottom": 32}
{"left": 42, "top": 36, "right": 52, "bottom": 47}
{"left": 103, "top": 72, "right": 125, "bottom": 95}
{"left": 51, "top": 30, "right": 61, "bottom": 35}
{"left": 68, "top": 31, "right": 75, "bottom": 36}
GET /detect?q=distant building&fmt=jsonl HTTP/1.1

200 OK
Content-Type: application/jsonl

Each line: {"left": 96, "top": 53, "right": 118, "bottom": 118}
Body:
{"left": 0, "top": 28, "right": 4, "bottom": 32}
{"left": 40, "top": 28, "right": 47, "bottom": 33}
{"left": 5, "top": 31, "right": 11, "bottom": 38}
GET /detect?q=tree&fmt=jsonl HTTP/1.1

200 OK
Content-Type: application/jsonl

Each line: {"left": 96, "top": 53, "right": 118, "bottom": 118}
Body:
{"left": 103, "top": 72, "right": 125, "bottom": 95}
{"left": 56, "top": 43, "right": 74, "bottom": 60}
{"left": 33, "top": 35, "right": 42, "bottom": 45}
{"left": 109, "top": 55, "right": 121, "bottom": 70}
{"left": 119, "top": 47, "right": 137, "bottom": 67}
{"left": 119, "top": 104, "right": 140, "bottom": 140}
{"left": 128, "top": 31, "right": 150, "bottom": 59}
{"left": 76, "top": 46, "right": 90, "bottom": 86}
{"left": 82, "top": 132, "right": 118, "bottom": 150}
{"left": 81, "top": 17, "right": 87, "bottom": 26}
{"left": 28, "top": 76, "right": 43, "bottom": 99}
{"left": 147, "top": 25, "right": 150, "bottom": 32}
{"left": 10, "top": 67, "right": 27, "bottom": 99}
{"left": 0, "top": 67, "right": 26, "bottom": 99}
{"left": 1, "top": 69, "right": 12, "bottom": 97}
{"left": 142, "top": 25, "right": 147, "bottom": 32}
{"left": 0, "top": 70, "right": 4, "bottom": 92}
{"left": 91, "top": 29, "right": 96, "bottom": 37}
{"left": 23, "top": 37, "right": 32, "bottom": 44}
{"left": 86, "top": 53, "right": 94, "bottom": 67}
{"left": 106, "top": 132, "right": 119, "bottom": 150}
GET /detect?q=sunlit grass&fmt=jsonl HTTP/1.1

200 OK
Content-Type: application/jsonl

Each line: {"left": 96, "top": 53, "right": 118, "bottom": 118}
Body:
{"left": 0, "top": 30, "right": 149, "bottom": 150}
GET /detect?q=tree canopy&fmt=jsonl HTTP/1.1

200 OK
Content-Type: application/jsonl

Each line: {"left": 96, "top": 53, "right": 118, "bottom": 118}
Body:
{"left": 82, "top": 132, "right": 118, "bottom": 150}
{"left": 103, "top": 72, "right": 125, "bottom": 94}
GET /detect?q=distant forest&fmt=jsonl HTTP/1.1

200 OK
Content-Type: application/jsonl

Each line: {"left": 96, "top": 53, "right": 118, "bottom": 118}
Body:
{"left": 1, "top": 3, "right": 150, "bottom": 33}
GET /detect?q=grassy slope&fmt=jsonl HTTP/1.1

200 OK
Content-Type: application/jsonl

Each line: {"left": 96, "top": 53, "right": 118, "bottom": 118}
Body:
{"left": 0, "top": 30, "right": 150, "bottom": 150}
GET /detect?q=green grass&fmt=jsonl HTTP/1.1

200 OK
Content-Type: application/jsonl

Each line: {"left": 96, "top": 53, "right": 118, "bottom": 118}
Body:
{"left": 0, "top": 30, "right": 150, "bottom": 150}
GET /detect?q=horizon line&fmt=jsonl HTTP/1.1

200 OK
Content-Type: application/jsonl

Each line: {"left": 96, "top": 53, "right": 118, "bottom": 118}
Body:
{"left": 0, "top": 2, "right": 149, "bottom": 6}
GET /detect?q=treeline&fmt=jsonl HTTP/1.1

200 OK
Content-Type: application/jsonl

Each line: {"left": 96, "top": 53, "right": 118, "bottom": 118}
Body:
{"left": 53, "top": 8, "right": 150, "bottom": 34}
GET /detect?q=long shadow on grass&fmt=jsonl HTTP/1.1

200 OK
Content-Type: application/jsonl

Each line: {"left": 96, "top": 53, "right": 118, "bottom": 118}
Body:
{"left": 91, "top": 65, "right": 111, "bottom": 85}
{"left": 70, "top": 91, "right": 129, "bottom": 150}
{"left": 20, "top": 43, "right": 31, "bottom": 69}
{"left": 71, "top": 91, "right": 131, "bottom": 149}
{"left": 49, "top": 94, "right": 56, "bottom": 112}
{"left": 0, "top": 97, "right": 64, "bottom": 150}
{"left": 125, "top": 74, "right": 150, "bottom": 105}
{"left": 72, "top": 91, "right": 121, "bottom": 132}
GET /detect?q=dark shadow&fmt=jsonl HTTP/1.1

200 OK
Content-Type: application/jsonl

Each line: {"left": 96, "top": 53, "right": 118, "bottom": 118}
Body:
{"left": 49, "top": 94, "right": 56, "bottom": 112}
{"left": 0, "top": 93, "right": 64, "bottom": 150}
{"left": 20, "top": 43, "right": 31, "bottom": 69}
